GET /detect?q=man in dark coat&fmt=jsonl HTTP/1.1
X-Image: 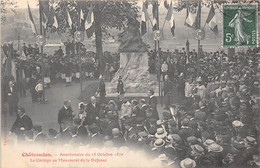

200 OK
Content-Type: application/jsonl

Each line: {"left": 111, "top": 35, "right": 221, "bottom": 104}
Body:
{"left": 6, "top": 80, "right": 19, "bottom": 116}
{"left": 117, "top": 76, "right": 124, "bottom": 95}
{"left": 162, "top": 75, "right": 172, "bottom": 109}
{"left": 148, "top": 89, "right": 159, "bottom": 120}
{"left": 138, "top": 99, "right": 147, "bottom": 118}
{"left": 97, "top": 75, "right": 106, "bottom": 104}
{"left": 83, "top": 96, "right": 100, "bottom": 126}
{"left": 176, "top": 72, "right": 185, "bottom": 102}
{"left": 10, "top": 107, "right": 33, "bottom": 141}
{"left": 28, "top": 72, "right": 38, "bottom": 103}
{"left": 58, "top": 100, "right": 74, "bottom": 129}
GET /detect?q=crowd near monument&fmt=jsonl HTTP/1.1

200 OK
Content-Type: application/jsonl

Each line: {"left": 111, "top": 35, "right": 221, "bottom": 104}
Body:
{"left": 1, "top": 0, "right": 260, "bottom": 168}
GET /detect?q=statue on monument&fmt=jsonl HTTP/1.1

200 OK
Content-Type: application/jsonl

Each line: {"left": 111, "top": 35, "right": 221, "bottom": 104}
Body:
{"left": 118, "top": 20, "right": 148, "bottom": 52}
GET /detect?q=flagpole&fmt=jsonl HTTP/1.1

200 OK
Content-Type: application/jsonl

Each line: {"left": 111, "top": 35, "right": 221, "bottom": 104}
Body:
{"left": 39, "top": 0, "right": 45, "bottom": 102}
{"left": 78, "top": 7, "right": 83, "bottom": 99}
{"left": 197, "top": 1, "right": 201, "bottom": 78}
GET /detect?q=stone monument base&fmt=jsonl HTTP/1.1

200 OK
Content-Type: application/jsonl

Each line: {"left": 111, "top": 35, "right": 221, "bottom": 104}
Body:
{"left": 106, "top": 52, "right": 158, "bottom": 94}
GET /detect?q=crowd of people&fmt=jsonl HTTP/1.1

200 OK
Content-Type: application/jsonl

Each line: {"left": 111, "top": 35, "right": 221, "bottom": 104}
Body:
{"left": 2, "top": 41, "right": 120, "bottom": 111}
{"left": 7, "top": 45, "right": 260, "bottom": 167}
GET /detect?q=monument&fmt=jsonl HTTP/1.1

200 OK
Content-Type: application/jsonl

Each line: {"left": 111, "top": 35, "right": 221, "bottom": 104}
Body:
{"left": 107, "top": 20, "right": 158, "bottom": 94}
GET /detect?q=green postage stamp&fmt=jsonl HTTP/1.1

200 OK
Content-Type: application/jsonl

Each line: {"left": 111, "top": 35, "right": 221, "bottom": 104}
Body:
{"left": 223, "top": 3, "right": 258, "bottom": 47}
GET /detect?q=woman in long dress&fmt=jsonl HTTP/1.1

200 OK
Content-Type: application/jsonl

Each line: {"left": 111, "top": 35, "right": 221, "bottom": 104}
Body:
{"left": 228, "top": 7, "right": 252, "bottom": 44}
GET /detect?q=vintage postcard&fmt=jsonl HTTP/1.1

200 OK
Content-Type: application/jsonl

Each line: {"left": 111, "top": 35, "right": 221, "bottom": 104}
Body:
{"left": 1, "top": 0, "right": 260, "bottom": 168}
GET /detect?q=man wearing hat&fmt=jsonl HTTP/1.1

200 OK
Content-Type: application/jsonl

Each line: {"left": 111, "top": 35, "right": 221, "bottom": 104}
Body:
{"left": 231, "top": 136, "right": 258, "bottom": 167}
{"left": 205, "top": 143, "right": 224, "bottom": 167}
{"left": 10, "top": 107, "right": 33, "bottom": 141}
{"left": 180, "top": 158, "right": 196, "bottom": 168}
{"left": 148, "top": 89, "right": 159, "bottom": 120}
{"left": 151, "top": 138, "right": 166, "bottom": 158}
{"left": 190, "top": 144, "right": 206, "bottom": 166}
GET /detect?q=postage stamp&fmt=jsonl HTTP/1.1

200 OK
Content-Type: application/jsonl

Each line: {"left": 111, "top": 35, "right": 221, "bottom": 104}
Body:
{"left": 222, "top": 3, "right": 258, "bottom": 47}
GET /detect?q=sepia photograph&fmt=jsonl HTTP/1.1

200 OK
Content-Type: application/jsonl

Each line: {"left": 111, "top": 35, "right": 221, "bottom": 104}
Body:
{"left": 1, "top": 0, "right": 260, "bottom": 167}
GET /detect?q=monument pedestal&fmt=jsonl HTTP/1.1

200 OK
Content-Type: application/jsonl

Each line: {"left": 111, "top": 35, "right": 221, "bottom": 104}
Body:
{"left": 106, "top": 52, "right": 158, "bottom": 95}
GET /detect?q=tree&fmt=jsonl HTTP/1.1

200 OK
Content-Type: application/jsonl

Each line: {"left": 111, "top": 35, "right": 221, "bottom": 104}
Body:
{"left": 47, "top": 1, "right": 139, "bottom": 74}
{"left": 1, "top": 0, "right": 17, "bottom": 24}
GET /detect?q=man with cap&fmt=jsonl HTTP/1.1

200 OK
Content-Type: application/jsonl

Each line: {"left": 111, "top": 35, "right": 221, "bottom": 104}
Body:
{"left": 58, "top": 99, "right": 74, "bottom": 130}
{"left": 32, "top": 125, "right": 46, "bottom": 143}
{"left": 10, "top": 107, "right": 33, "bottom": 141}
{"left": 148, "top": 89, "right": 159, "bottom": 120}
{"left": 83, "top": 96, "right": 100, "bottom": 126}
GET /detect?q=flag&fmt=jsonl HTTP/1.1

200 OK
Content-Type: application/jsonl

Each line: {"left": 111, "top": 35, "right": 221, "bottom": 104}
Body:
{"left": 165, "top": 2, "right": 175, "bottom": 36}
{"left": 80, "top": 9, "right": 84, "bottom": 22}
{"left": 85, "top": 6, "right": 94, "bottom": 30}
{"left": 164, "top": 0, "right": 169, "bottom": 9}
{"left": 19, "top": 50, "right": 27, "bottom": 60}
{"left": 184, "top": 3, "right": 201, "bottom": 30}
{"left": 67, "top": 9, "right": 72, "bottom": 28}
{"left": 165, "top": 2, "right": 173, "bottom": 21}
{"left": 42, "top": 12, "right": 48, "bottom": 29}
{"left": 27, "top": 4, "right": 37, "bottom": 34}
{"left": 39, "top": 0, "right": 49, "bottom": 29}
{"left": 141, "top": 2, "right": 150, "bottom": 36}
{"left": 85, "top": 5, "right": 94, "bottom": 38}
{"left": 170, "top": 15, "right": 175, "bottom": 36}
{"left": 206, "top": 4, "right": 218, "bottom": 35}
{"left": 53, "top": 14, "right": 58, "bottom": 28}
{"left": 152, "top": 2, "right": 158, "bottom": 31}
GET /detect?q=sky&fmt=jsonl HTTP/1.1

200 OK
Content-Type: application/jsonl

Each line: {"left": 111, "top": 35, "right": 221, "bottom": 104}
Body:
{"left": 16, "top": 0, "right": 38, "bottom": 9}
